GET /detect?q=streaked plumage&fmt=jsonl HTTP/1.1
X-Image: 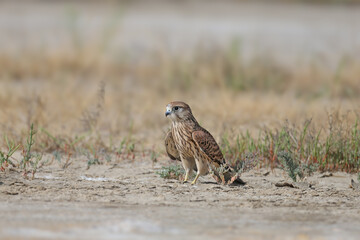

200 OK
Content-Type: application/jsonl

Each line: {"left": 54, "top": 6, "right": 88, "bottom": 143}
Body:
{"left": 164, "top": 131, "right": 180, "bottom": 161}
{"left": 164, "top": 101, "right": 235, "bottom": 184}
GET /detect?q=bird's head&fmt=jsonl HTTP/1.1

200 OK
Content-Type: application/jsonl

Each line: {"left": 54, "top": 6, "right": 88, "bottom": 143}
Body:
{"left": 165, "top": 101, "right": 193, "bottom": 122}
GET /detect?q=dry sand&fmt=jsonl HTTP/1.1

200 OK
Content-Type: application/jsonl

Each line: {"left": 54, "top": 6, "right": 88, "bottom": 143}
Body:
{"left": 1, "top": 155, "right": 359, "bottom": 239}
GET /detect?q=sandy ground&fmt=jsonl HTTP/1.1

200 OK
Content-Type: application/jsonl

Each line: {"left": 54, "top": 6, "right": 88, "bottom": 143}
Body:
{"left": 1, "top": 156, "right": 360, "bottom": 240}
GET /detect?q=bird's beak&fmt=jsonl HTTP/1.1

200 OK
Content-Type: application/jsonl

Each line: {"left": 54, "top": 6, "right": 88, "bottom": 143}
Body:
{"left": 165, "top": 106, "right": 172, "bottom": 117}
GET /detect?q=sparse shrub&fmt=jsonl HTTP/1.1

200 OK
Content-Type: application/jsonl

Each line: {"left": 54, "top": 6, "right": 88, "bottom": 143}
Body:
{"left": 220, "top": 115, "right": 360, "bottom": 174}
{"left": 277, "top": 151, "right": 303, "bottom": 182}
{"left": 156, "top": 165, "right": 184, "bottom": 180}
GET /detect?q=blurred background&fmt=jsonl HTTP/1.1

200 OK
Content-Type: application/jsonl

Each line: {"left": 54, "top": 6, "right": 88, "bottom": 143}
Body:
{"left": 0, "top": 0, "right": 359, "bottom": 159}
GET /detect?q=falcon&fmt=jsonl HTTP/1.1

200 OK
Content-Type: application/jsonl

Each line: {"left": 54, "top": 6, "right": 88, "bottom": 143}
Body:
{"left": 164, "top": 101, "right": 237, "bottom": 185}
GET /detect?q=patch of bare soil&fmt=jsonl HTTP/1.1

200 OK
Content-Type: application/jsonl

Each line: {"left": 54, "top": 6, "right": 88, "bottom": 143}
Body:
{"left": 1, "top": 156, "right": 360, "bottom": 239}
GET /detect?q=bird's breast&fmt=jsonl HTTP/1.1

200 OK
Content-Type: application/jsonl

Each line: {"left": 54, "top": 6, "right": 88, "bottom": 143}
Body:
{"left": 171, "top": 123, "right": 197, "bottom": 158}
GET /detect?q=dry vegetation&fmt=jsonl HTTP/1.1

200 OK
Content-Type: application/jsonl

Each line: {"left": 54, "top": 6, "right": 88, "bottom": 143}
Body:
{"left": 0, "top": 35, "right": 359, "bottom": 178}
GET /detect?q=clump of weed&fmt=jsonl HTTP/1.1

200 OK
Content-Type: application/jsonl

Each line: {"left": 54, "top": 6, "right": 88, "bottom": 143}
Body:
{"left": 21, "top": 124, "right": 43, "bottom": 179}
{"left": 40, "top": 127, "right": 81, "bottom": 153}
{"left": 220, "top": 114, "right": 359, "bottom": 174}
{"left": 277, "top": 151, "right": 303, "bottom": 182}
{"left": 0, "top": 135, "right": 20, "bottom": 171}
{"left": 320, "top": 112, "right": 360, "bottom": 172}
{"left": 156, "top": 165, "right": 184, "bottom": 180}
{"left": 117, "top": 137, "right": 136, "bottom": 155}
{"left": 87, "top": 157, "right": 100, "bottom": 169}
{"left": 85, "top": 148, "right": 100, "bottom": 169}
{"left": 115, "top": 129, "right": 137, "bottom": 161}
{"left": 232, "top": 152, "right": 260, "bottom": 174}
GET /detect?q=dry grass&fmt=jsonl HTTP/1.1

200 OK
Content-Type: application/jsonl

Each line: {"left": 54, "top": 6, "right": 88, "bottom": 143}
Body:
{"left": 0, "top": 40, "right": 359, "bottom": 174}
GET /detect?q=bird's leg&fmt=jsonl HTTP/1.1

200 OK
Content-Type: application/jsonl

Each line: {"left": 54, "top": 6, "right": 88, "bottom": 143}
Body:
{"left": 181, "top": 155, "right": 194, "bottom": 183}
{"left": 191, "top": 173, "right": 200, "bottom": 185}
{"left": 183, "top": 169, "right": 191, "bottom": 183}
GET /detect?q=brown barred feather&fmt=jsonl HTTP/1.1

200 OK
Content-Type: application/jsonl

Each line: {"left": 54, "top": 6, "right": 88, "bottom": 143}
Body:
{"left": 165, "top": 131, "right": 180, "bottom": 161}
{"left": 192, "top": 128, "right": 225, "bottom": 167}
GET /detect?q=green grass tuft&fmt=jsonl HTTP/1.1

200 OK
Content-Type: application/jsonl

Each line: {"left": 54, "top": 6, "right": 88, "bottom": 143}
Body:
{"left": 21, "top": 124, "right": 43, "bottom": 179}
{"left": 0, "top": 135, "right": 20, "bottom": 171}
{"left": 277, "top": 151, "right": 302, "bottom": 182}
{"left": 156, "top": 165, "right": 184, "bottom": 180}
{"left": 221, "top": 116, "right": 360, "bottom": 176}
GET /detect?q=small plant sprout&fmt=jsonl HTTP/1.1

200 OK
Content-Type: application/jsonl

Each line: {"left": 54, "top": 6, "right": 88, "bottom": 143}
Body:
{"left": 86, "top": 148, "right": 100, "bottom": 170}
{"left": 277, "top": 151, "right": 303, "bottom": 182}
{"left": 30, "top": 153, "right": 42, "bottom": 180}
{"left": 0, "top": 135, "right": 20, "bottom": 171}
{"left": 21, "top": 123, "right": 43, "bottom": 178}
{"left": 22, "top": 124, "right": 36, "bottom": 176}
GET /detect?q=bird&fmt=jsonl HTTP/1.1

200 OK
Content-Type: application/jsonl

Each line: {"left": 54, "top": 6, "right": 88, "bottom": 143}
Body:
{"left": 164, "top": 101, "right": 238, "bottom": 185}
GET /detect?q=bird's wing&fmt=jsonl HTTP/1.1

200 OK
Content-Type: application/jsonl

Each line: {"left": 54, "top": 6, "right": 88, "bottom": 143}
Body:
{"left": 165, "top": 131, "right": 180, "bottom": 161}
{"left": 192, "top": 128, "right": 225, "bottom": 167}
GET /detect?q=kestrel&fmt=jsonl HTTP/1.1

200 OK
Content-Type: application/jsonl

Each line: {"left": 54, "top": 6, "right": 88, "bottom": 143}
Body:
{"left": 164, "top": 101, "right": 236, "bottom": 185}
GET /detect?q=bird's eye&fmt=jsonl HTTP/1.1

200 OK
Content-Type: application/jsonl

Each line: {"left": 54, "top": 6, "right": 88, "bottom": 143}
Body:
{"left": 174, "top": 106, "right": 179, "bottom": 111}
